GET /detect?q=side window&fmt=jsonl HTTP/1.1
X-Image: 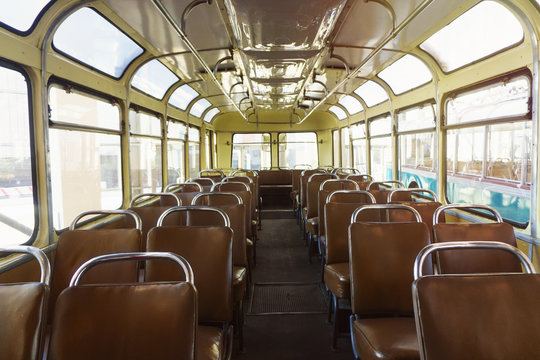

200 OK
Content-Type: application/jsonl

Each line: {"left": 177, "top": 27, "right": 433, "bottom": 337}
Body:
{"left": 231, "top": 133, "right": 271, "bottom": 170}
{"left": 188, "top": 127, "right": 200, "bottom": 178}
{"left": 49, "top": 85, "right": 122, "bottom": 229}
{"left": 167, "top": 119, "right": 186, "bottom": 184}
{"left": 0, "top": 64, "right": 36, "bottom": 245}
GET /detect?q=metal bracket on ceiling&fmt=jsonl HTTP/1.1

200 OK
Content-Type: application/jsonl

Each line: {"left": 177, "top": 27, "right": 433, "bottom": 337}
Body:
{"left": 229, "top": 81, "right": 244, "bottom": 97}
{"left": 182, "top": 0, "right": 213, "bottom": 33}
{"left": 212, "top": 55, "right": 234, "bottom": 77}
{"left": 364, "top": 0, "right": 397, "bottom": 31}
{"left": 239, "top": 96, "right": 251, "bottom": 111}
{"left": 329, "top": 52, "right": 351, "bottom": 76}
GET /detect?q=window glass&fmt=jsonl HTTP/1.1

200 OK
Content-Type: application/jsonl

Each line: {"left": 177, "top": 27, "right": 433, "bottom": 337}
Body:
{"left": 169, "top": 84, "right": 199, "bottom": 111}
{"left": 129, "top": 137, "right": 162, "bottom": 196}
{"left": 400, "top": 133, "right": 435, "bottom": 169}
{"left": 167, "top": 120, "right": 186, "bottom": 139}
{"left": 49, "top": 86, "right": 123, "bottom": 229}
{"left": 341, "top": 127, "right": 350, "bottom": 167}
{"left": 329, "top": 105, "right": 347, "bottom": 120}
{"left": 53, "top": 8, "right": 143, "bottom": 78}
{"left": 397, "top": 104, "right": 436, "bottom": 132}
{"left": 278, "top": 132, "right": 318, "bottom": 169}
{"left": 369, "top": 115, "right": 392, "bottom": 136}
{"left": 370, "top": 137, "right": 392, "bottom": 180}
{"left": 204, "top": 108, "right": 220, "bottom": 123}
{"left": 420, "top": 1, "right": 523, "bottom": 72}
{"left": 0, "top": 65, "right": 35, "bottom": 245}
{"left": 333, "top": 130, "right": 340, "bottom": 167}
{"left": 205, "top": 133, "right": 211, "bottom": 168}
{"left": 350, "top": 123, "right": 366, "bottom": 139}
{"left": 190, "top": 98, "right": 212, "bottom": 118}
{"left": 131, "top": 60, "right": 179, "bottom": 99}
{"left": 353, "top": 80, "right": 389, "bottom": 107}
{"left": 446, "top": 76, "right": 530, "bottom": 125}
{"left": 188, "top": 127, "right": 200, "bottom": 178}
{"left": 487, "top": 122, "right": 531, "bottom": 183}
{"left": 338, "top": 95, "right": 363, "bottom": 115}
{"left": 352, "top": 139, "right": 367, "bottom": 173}
{"left": 0, "top": 0, "right": 53, "bottom": 33}
{"left": 50, "top": 130, "right": 122, "bottom": 229}
{"left": 49, "top": 86, "right": 120, "bottom": 130}
{"left": 377, "top": 55, "right": 432, "bottom": 94}
{"left": 232, "top": 133, "right": 271, "bottom": 170}
{"left": 167, "top": 141, "right": 185, "bottom": 184}
{"left": 130, "top": 110, "right": 161, "bottom": 136}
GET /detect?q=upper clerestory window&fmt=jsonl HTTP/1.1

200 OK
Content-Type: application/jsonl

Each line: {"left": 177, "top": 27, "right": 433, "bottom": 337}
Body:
{"left": 0, "top": 0, "right": 55, "bottom": 34}
{"left": 169, "top": 84, "right": 200, "bottom": 111}
{"left": 338, "top": 95, "right": 364, "bottom": 115}
{"left": 420, "top": 1, "right": 523, "bottom": 73}
{"left": 131, "top": 60, "right": 180, "bottom": 100}
{"left": 53, "top": 7, "right": 144, "bottom": 79}
{"left": 329, "top": 105, "right": 347, "bottom": 120}
{"left": 353, "top": 81, "right": 389, "bottom": 107}
{"left": 190, "top": 98, "right": 212, "bottom": 118}
{"left": 377, "top": 55, "right": 432, "bottom": 95}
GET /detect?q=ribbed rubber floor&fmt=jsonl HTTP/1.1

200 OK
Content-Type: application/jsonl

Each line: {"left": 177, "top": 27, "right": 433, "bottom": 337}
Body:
{"left": 249, "top": 282, "right": 327, "bottom": 315}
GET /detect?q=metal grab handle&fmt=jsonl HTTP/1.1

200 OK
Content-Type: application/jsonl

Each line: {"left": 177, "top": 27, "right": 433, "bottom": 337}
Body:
{"left": 230, "top": 169, "right": 259, "bottom": 176}
{"left": 130, "top": 193, "right": 182, "bottom": 207}
{"left": 307, "top": 173, "right": 338, "bottom": 183}
{"left": 326, "top": 190, "right": 376, "bottom": 204}
{"left": 300, "top": 169, "right": 325, "bottom": 177}
{"left": 164, "top": 182, "right": 203, "bottom": 192}
{"left": 367, "top": 180, "right": 405, "bottom": 190}
{"left": 191, "top": 192, "right": 243, "bottom": 205}
{"left": 293, "top": 164, "right": 312, "bottom": 170}
{"left": 211, "top": 181, "right": 250, "bottom": 192}
{"left": 346, "top": 174, "right": 373, "bottom": 182}
{"left": 351, "top": 204, "right": 422, "bottom": 224}
{"left": 188, "top": 177, "right": 216, "bottom": 186}
{"left": 413, "top": 241, "right": 535, "bottom": 280}
{"left": 222, "top": 175, "right": 253, "bottom": 185}
{"left": 199, "top": 169, "right": 225, "bottom": 178}
{"left": 319, "top": 179, "right": 359, "bottom": 191}
{"left": 432, "top": 204, "right": 503, "bottom": 226}
{"left": 70, "top": 210, "right": 143, "bottom": 231}
{"left": 69, "top": 252, "right": 194, "bottom": 287}
{"left": 335, "top": 167, "right": 360, "bottom": 175}
{"left": 157, "top": 205, "right": 231, "bottom": 227}
{"left": 387, "top": 189, "right": 438, "bottom": 203}
{"left": 0, "top": 246, "right": 51, "bottom": 286}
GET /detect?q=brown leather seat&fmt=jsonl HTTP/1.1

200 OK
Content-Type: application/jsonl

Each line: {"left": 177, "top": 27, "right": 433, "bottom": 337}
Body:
{"left": 433, "top": 205, "right": 522, "bottom": 274}
{"left": 48, "top": 253, "right": 197, "bottom": 360}
{"left": 323, "top": 191, "right": 377, "bottom": 349}
{"left": 413, "top": 243, "right": 540, "bottom": 360}
{"left": 147, "top": 226, "right": 233, "bottom": 360}
{"left": 0, "top": 246, "right": 50, "bottom": 360}
{"left": 387, "top": 189, "right": 442, "bottom": 235}
{"left": 50, "top": 210, "right": 142, "bottom": 323}
{"left": 346, "top": 174, "right": 373, "bottom": 190}
{"left": 224, "top": 176, "right": 259, "bottom": 236}
{"left": 190, "top": 177, "right": 216, "bottom": 192}
{"left": 299, "top": 169, "right": 325, "bottom": 227}
{"left": 349, "top": 205, "right": 431, "bottom": 360}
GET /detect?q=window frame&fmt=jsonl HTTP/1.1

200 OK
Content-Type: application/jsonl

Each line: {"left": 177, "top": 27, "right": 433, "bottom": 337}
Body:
{"left": 230, "top": 132, "right": 272, "bottom": 170}
{"left": 0, "top": 60, "right": 39, "bottom": 246}
{"left": 442, "top": 69, "right": 533, "bottom": 228}
{"left": 51, "top": 7, "right": 145, "bottom": 80}
{"left": 277, "top": 131, "right": 319, "bottom": 169}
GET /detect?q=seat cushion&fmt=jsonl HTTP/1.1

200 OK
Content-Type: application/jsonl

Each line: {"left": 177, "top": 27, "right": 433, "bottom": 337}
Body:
{"left": 306, "top": 217, "right": 319, "bottom": 235}
{"left": 351, "top": 317, "right": 419, "bottom": 360}
{"left": 233, "top": 266, "right": 247, "bottom": 303}
{"left": 196, "top": 325, "right": 224, "bottom": 360}
{"left": 324, "top": 262, "right": 350, "bottom": 299}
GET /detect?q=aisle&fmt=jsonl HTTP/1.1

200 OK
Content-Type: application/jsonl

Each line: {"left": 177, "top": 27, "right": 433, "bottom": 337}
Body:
{"left": 234, "top": 217, "right": 352, "bottom": 360}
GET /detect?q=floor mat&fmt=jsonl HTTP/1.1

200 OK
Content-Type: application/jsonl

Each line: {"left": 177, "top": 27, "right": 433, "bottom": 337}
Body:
{"left": 248, "top": 282, "right": 328, "bottom": 315}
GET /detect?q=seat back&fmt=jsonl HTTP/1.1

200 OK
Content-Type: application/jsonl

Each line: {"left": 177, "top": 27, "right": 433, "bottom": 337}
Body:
{"left": 147, "top": 226, "right": 233, "bottom": 323}
{"left": 387, "top": 189, "right": 441, "bottom": 233}
{"left": 162, "top": 182, "right": 202, "bottom": 206}
{"left": 349, "top": 205, "right": 431, "bottom": 316}
{"left": 212, "top": 181, "right": 253, "bottom": 236}
{"left": 50, "top": 210, "right": 142, "bottom": 322}
{"left": 223, "top": 176, "right": 256, "bottom": 220}
{"left": 324, "top": 191, "right": 376, "bottom": 264}
{"left": 199, "top": 169, "right": 225, "bottom": 183}
{"left": 306, "top": 173, "right": 336, "bottom": 219}
{"left": 367, "top": 180, "right": 405, "bottom": 204}
{"left": 346, "top": 174, "right": 373, "bottom": 190}
{"left": 128, "top": 193, "right": 182, "bottom": 245}
{"left": 189, "top": 177, "right": 216, "bottom": 192}
{"left": 412, "top": 242, "right": 538, "bottom": 360}
{"left": 230, "top": 170, "right": 260, "bottom": 211}
{"left": 0, "top": 246, "right": 50, "bottom": 360}
{"left": 334, "top": 167, "right": 359, "bottom": 179}
{"left": 318, "top": 180, "right": 358, "bottom": 236}
{"left": 49, "top": 253, "right": 197, "bottom": 360}
{"left": 432, "top": 204, "right": 521, "bottom": 273}
{"left": 300, "top": 169, "right": 325, "bottom": 209}
{"left": 192, "top": 193, "right": 247, "bottom": 267}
